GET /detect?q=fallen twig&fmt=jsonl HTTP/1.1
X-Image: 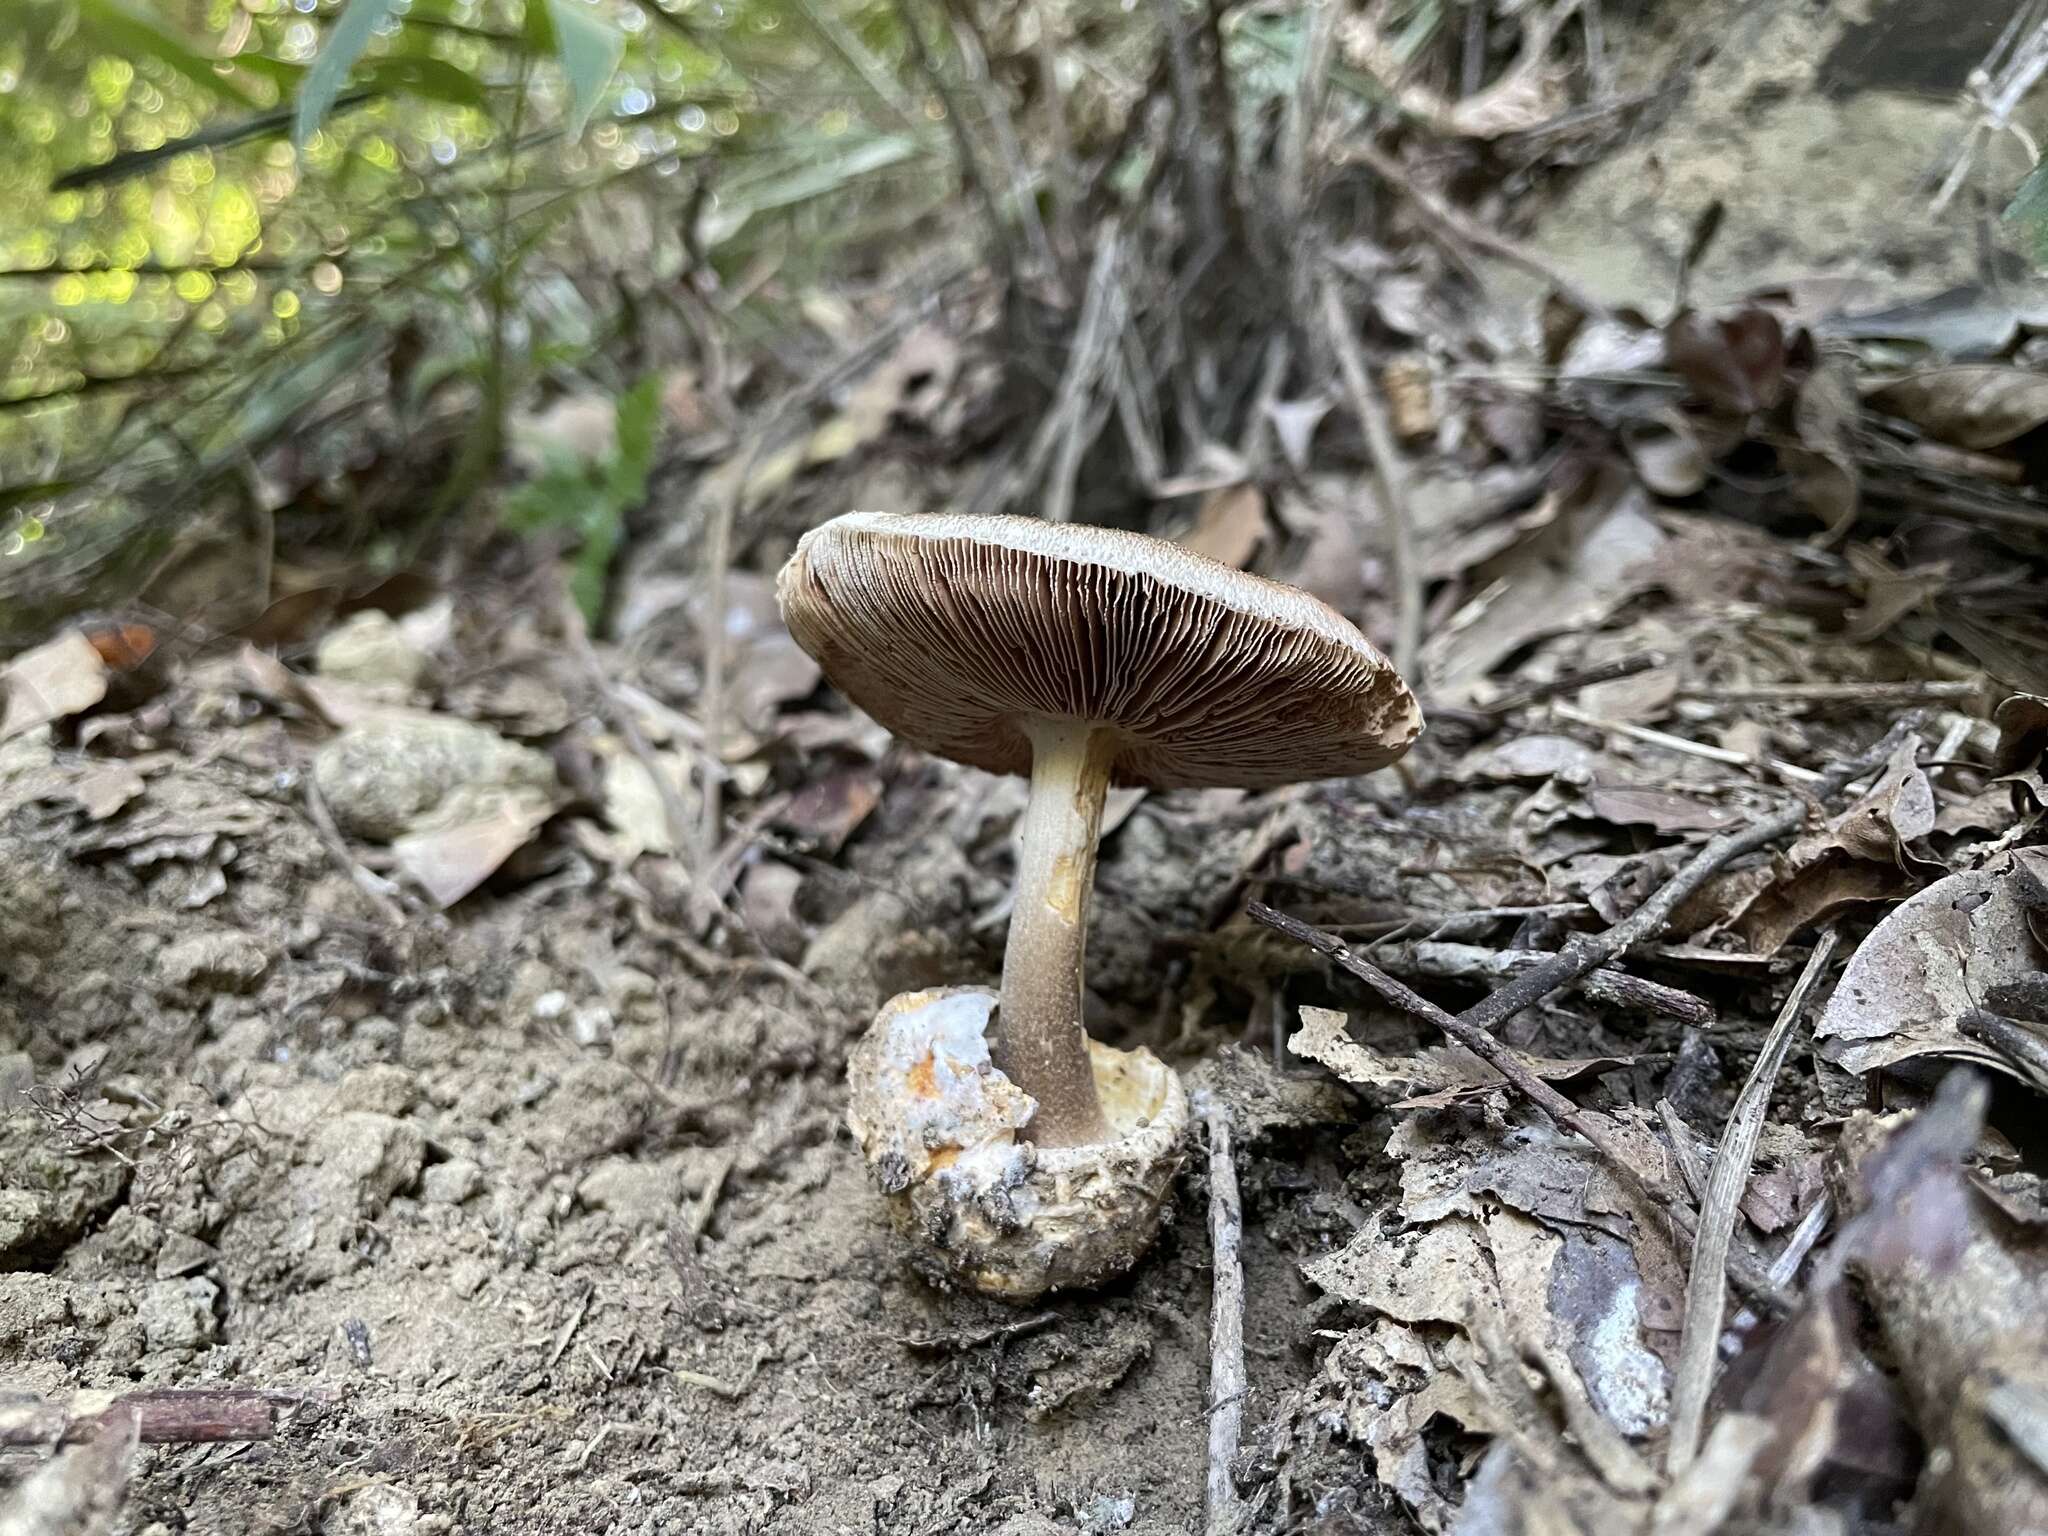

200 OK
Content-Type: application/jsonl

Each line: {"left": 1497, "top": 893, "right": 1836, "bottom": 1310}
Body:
{"left": 0, "top": 1387, "right": 330, "bottom": 1446}
{"left": 1252, "top": 904, "right": 1695, "bottom": 1213}
{"left": 1384, "top": 717, "right": 1917, "bottom": 1046}
{"left": 1480, "top": 650, "right": 1670, "bottom": 715}
{"left": 1377, "top": 939, "right": 1713, "bottom": 1026}
{"left": 1552, "top": 701, "right": 1827, "bottom": 785}
{"left": 1665, "top": 931, "right": 1838, "bottom": 1475}
{"left": 1249, "top": 714, "right": 1912, "bottom": 1307}
{"left": 898, "top": 1311, "right": 1058, "bottom": 1355}
{"left": 1201, "top": 1096, "right": 1246, "bottom": 1536}
{"left": 1675, "top": 680, "right": 1984, "bottom": 709}
{"left": 1321, "top": 270, "right": 1420, "bottom": 679}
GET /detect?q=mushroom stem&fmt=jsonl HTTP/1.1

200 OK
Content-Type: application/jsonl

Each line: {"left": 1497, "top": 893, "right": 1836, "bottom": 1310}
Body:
{"left": 995, "top": 717, "right": 1116, "bottom": 1148}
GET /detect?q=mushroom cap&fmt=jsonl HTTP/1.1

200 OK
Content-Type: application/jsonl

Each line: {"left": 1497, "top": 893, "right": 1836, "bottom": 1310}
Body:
{"left": 777, "top": 511, "right": 1422, "bottom": 789}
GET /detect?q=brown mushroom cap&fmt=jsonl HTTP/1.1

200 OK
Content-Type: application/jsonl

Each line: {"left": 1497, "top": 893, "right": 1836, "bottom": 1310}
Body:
{"left": 778, "top": 511, "right": 1422, "bottom": 789}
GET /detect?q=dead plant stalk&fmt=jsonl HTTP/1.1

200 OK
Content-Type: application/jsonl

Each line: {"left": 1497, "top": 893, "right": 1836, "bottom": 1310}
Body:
{"left": 1320, "top": 271, "right": 1420, "bottom": 678}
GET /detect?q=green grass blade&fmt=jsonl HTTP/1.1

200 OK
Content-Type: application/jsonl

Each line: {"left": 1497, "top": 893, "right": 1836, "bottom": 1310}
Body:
{"left": 295, "top": 0, "right": 401, "bottom": 147}
{"left": 540, "top": 0, "right": 624, "bottom": 138}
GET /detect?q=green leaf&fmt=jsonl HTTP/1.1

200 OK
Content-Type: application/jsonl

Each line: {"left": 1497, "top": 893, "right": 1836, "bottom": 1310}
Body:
{"left": 2006, "top": 162, "right": 2048, "bottom": 268}
{"left": 356, "top": 55, "right": 489, "bottom": 109}
{"left": 568, "top": 508, "right": 621, "bottom": 627}
{"left": 75, "top": 0, "right": 260, "bottom": 108}
{"left": 499, "top": 467, "right": 591, "bottom": 534}
{"left": 532, "top": 0, "right": 623, "bottom": 138}
{"left": 295, "top": 0, "right": 401, "bottom": 148}
{"left": 607, "top": 373, "right": 663, "bottom": 503}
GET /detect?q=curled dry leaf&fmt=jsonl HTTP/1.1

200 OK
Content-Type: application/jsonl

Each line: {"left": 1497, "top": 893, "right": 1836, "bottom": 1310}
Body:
{"left": 1785, "top": 354, "right": 1861, "bottom": 538}
{"left": 1262, "top": 397, "right": 1330, "bottom": 473}
{"left": 1994, "top": 693, "right": 2048, "bottom": 774}
{"left": 1172, "top": 482, "right": 1267, "bottom": 570}
{"left": 1866, "top": 365, "right": 2048, "bottom": 450}
{"left": 1664, "top": 309, "right": 1786, "bottom": 416}
{"left": 772, "top": 767, "right": 881, "bottom": 856}
{"left": 1813, "top": 852, "right": 2047, "bottom": 1080}
{"left": 392, "top": 799, "right": 557, "bottom": 909}
{"left": 1716, "top": 737, "right": 1941, "bottom": 955}
{"left": 1291, "top": 1007, "right": 1630, "bottom": 1114}
{"left": 1622, "top": 416, "right": 1709, "bottom": 498}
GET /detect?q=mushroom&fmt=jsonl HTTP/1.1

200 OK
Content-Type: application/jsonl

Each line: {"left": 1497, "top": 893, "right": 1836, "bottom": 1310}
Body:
{"left": 778, "top": 511, "right": 1421, "bottom": 1296}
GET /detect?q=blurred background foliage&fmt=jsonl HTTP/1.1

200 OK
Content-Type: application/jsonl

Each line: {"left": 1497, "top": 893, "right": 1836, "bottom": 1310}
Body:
{"left": 0, "top": 0, "right": 977, "bottom": 625}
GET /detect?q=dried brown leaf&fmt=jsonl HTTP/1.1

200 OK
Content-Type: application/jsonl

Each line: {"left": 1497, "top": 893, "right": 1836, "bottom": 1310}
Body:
{"left": 1174, "top": 482, "right": 1267, "bottom": 570}
{"left": 1814, "top": 853, "right": 2047, "bottom": 1079}
{"left": 1785, "top": 355, "right": 1861, "bottom": 538}
{"left": 1868, "top": 365, "right": 2048, "bottom": 450}
{"left": 1665, "top": 310, "right": 1786, "bottom": 416}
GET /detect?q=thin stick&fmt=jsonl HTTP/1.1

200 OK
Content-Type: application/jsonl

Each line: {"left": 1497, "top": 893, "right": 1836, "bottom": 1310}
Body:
{"left": 1481, "top": 650, "right": 1670, "bottom": 714}
{"left": 1277, "top": 0, "right": 1339, "bottom": 228}
{"left": 301, "top": 763, "right": 407, "bottom": 926}
{"left": 787, "top": 0, "right": 925, "bottom": 135}
{"left": 1552, "top": 701, "right": 1826, "bottom": 786}
{"left": 945, "top": 5, "right": 1056, "bottom": 278}
{"left": 1338, "top": 140, "right": 1613, "bottom": 321}
{"left": 1202, "top": 1097, "right": 1247, "bottom": 1536}
{"left": 1019, "top": 229, "right": 1126, "bottom": 522}
{"left": 895, "top": 0, "right": 1020, "bottom": 285}
{"left": 560, "top": 590, "right": 696, "bottom": 864}
{"left": 1666, "top": 931, "right": 1838, "bottom": 1475}
{"left": 1249, "top": 902, "right": 1693, "bottom": 1216}
{"left": 0, "top": 1389, "right": 284, "bottom": 1446}
{"left": 1676, "top": 680, "right": 1983, "bottom": 708}
{"left": 1152, "top": 0, "right": 1222, "bottom": 248}
{"left": 1420, "top": 718, "right": 1916, "bottom": 1045}
{"left": 1321, "top": 270, "right": 1420, "bottom": 677}
{"left": 1382, "top": 939, "right": 1713, "bottom": 1026}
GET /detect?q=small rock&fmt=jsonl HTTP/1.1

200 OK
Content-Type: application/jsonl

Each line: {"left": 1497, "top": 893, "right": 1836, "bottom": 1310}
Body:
{"left": 991, "top": 1519, "right": 1071, "bottom": 1536}
{"left": 1075, "top": 1494, "right": 1136, "bottom": 1535}
{"left": 606, "top": 967, "right": 661, "bottom": 1021}
{"left": 576, "top": 1155, "right": 682, "bottom": 1232}
{"left": 316, "top": 610, "right": 427, "bottom": 693}
{"left": 448, "top": 1258, "right": 491, "bottom": 1299}
{"left": 137, "top": 1276, "right": 219, "bottom": 1351}
{"left": 153, "top": 1231, "right": 218, "bottom": 1280}
{"left": 0, "top": 1053, "right": 32, "bottom": 1110}
{"left": 569, "top": 1005, "right": 614, "bottom": 1048}
{"left": 0, "top": 1116, "right": 127, "bottom": 1267}
{"left": 337, "top": 1063, "right": 418, "bottom": 1116}
{"left": 156, "top": 931, "right": 271, "bottom": 993}
{"left": 532, "top": 990, "right": 570, "bottom": 1021}
{"left": 325, "top": 1482, "right": 421, "bottom": 1536}
{"left": 421, "top": 1158, "right": 481, "bottom": 1206}
{"left": 288, "top": 1112, "right": 426, "bottom": 1282}
{"left": 313, "top": 716, "right": 556, "bottom": 843}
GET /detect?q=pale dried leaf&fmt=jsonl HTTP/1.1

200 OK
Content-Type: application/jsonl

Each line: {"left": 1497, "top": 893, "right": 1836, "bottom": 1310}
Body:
{"left": 1263, "top": 397, "right": 1331, "bottom": 473}
{"left": 1814, "top": 854, "right": 2046, "bottom": 1078}
{"left": 0, "top": 630, "right": 110, "bottom": 742}
{"left": 1174, "top": 482, "right": 1267, "bottom": 570}
{"left": 392, "top": 799, "right": 555, "bottom": 908}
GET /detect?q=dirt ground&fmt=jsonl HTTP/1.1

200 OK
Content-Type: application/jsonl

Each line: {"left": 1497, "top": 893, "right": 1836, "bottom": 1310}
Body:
{"left": 0, "top": 675, "right": 1442, "bottom": 1534}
